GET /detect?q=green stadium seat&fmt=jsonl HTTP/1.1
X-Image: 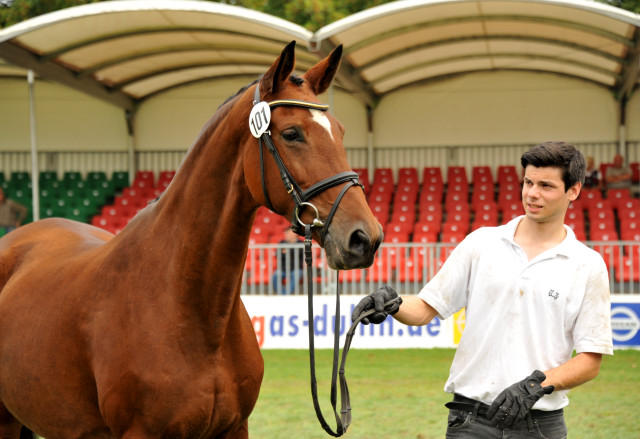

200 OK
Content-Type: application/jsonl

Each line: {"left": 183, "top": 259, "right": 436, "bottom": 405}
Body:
{"left": 111, "top": 171, "right": 129, "bottom": 190}
{"left": 40, "top": 206, "right": 57, "bottom": 219}
{"left": 64, "top": 206, "right": 92, "bottom": 223}
{"left": 40, "top": 178, "right": 63, "bottom": 192}
{"left": 39, "top": 171, "right": 58, "bottom": 183}
{"left": 68, "top": 179, "right": 88, "bottom": 193}
{"left": 62, "top": 171, "right": 82, "bottom": 187}
{"left": 87, "top": 171, "right": 107, "bottom": 183}
{"left": 10, "top": 188, "right": 31, "bottom": 205}
{"left": 9, "top": 171, "right": 30, "bottom": 189}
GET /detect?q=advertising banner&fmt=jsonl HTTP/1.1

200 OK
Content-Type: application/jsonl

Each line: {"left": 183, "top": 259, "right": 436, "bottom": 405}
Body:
{"left": 243, "top": 294, "right": 639, "bottom": 349}
{"left": 243, "top": 295, "right": 454, "bottom": 349}
{"left": 610, "top": 295, "right": 640, "bottom": 347}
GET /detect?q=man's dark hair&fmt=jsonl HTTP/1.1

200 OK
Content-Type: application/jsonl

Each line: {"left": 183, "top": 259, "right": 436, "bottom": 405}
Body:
{"left": 521, "top": 141, "right": 586, "bottom": 192}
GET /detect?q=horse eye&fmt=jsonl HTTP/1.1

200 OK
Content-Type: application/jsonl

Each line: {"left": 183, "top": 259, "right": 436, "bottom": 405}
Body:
{"left": 282, "top": 128, "right": 303, "bottom": 143}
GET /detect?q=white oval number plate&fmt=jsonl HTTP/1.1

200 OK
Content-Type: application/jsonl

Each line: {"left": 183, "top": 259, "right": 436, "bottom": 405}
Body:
{"left": 249, "top": 102, "right": 271, "bottom": 138}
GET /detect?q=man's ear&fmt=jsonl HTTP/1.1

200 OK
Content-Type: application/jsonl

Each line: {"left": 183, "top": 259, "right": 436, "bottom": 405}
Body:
{"left": 568, "top": 182, "right": 581, "bottom": 201}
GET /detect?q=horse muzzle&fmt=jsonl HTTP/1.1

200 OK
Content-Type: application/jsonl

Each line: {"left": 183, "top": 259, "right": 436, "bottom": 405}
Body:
{"left": 323, "top": 222, "right": 382, "bottom": 270}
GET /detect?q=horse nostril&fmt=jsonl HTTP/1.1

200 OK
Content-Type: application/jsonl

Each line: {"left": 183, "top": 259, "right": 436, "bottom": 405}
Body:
{"left": 348, "top": 229, "right": 371, "bottom": 257}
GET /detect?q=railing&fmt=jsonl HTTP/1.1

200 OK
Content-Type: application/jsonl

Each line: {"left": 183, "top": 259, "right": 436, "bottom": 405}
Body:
{"left": 241, "top": 241, "right": 640, "bottom": 296}
{"left": 2, "top": 141, "right": 638, "bottom": 183}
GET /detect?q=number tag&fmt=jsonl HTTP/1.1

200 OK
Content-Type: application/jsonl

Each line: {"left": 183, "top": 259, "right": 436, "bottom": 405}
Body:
{"left": 249, "top": 102, "right": 271, "bottom": 138}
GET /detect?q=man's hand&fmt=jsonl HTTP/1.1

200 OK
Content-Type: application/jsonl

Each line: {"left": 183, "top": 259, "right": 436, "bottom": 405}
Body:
{"left": 351, "top": 286, "right": 402, "bottom": 325}
{"left": 486, "top": 370, "right": 554, "bottom": 429}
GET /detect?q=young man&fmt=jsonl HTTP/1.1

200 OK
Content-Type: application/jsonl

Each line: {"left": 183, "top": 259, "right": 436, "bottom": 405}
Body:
{"left": 352, "top": 141, "right": 613, "bottom": 438}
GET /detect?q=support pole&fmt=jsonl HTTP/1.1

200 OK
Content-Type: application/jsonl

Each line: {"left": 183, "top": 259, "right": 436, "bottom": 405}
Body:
{"left": 28, "top": 70, "right": 40, "bottom": 221}
{"left": 366, "top": 106, "right": 374, "bottom": 184}
{"left": 125, "top": 110, "right": 135, "bottom": 186}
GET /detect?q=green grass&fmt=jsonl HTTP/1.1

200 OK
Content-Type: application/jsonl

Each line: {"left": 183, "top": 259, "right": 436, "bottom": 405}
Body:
{"left": 249, "top": 348, "right": 640, "bottom": 439}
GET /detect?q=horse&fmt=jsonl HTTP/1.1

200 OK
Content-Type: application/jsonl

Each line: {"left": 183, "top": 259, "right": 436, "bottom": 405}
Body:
{"left": 0, "top": 41, "right": 382, "bottom": 439}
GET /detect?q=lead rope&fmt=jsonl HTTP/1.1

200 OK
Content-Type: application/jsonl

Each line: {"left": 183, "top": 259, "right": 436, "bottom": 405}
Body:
{"left": 304, "top": 224, "right": 402, "bottom": 437}
{"left": 305, "top": 224, "right": 348, "bottom": 436}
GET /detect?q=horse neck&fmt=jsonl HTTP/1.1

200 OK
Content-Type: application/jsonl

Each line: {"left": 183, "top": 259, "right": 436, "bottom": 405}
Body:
{"left": 121, "top": 104, "right": 258, "bottom": 328}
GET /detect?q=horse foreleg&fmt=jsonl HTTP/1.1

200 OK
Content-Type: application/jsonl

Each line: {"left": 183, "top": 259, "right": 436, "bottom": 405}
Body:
{"left": 0, "top": 402, "right": 22, "bottom": 439}
{"left": 218, "top": 420, "right": 248, "bottom": 439}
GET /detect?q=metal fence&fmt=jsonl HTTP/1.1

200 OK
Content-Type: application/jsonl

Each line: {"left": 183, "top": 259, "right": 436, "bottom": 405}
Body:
{"left": 2, "top": 141, "right": 638, "bottom": 184}
{"left": 241, "top": 241, "right": 640, "bottom": 296}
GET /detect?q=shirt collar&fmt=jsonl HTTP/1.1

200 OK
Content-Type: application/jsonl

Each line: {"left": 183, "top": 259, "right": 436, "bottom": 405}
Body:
{"left": 500, "top": 215, "right": 576, "bottom": 258}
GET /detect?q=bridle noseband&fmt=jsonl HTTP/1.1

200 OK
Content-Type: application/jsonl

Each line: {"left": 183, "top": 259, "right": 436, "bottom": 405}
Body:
{"left": 249, "top": 80, "right": 368, "bottom": 436}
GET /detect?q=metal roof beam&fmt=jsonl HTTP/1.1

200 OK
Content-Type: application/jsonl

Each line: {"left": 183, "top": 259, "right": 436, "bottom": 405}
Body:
{"left": 615, "top": 29, "right": 640, "bottom": 101}
{"left": 0, "top": 41, "right": 135, "bottom": 110}
{"left": 371, "top": 53, "right": 620, "bottom": 88}
{"left": 311, "top": 39, "right": 377, "bottom": 108}
{"left": 344, "top": 14, "right": 636, "bottom": 56}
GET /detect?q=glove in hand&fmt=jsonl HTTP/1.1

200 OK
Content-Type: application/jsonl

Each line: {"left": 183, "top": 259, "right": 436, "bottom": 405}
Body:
{"left": 351, "top": 285, "right": 402, "bottom": 325}
{"left": 486, "top": 370, "right": 554, "bottom": 429}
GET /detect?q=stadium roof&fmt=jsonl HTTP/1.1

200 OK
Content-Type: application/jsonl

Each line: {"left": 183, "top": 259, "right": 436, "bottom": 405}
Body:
{"left": 1, "top": 0, "right": 639, "bottom": 111}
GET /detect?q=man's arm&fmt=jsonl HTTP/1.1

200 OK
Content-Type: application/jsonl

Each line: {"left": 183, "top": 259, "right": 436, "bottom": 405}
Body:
{"left": 393, "top": 295, "right": 439, "bottom": 326}
{"left": 542, "top": 352, "right": 602, "bottom": 391}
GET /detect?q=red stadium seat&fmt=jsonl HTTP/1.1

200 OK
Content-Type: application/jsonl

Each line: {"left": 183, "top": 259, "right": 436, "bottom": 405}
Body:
{"left": 615, "top": 256, "right": 640, "bottom": 283}
{"left": 472, "top": 166, "right": 493, "bottom": 185}
{"left": 387, "top": 220, "right": 414, "bottom": 235}
{"left": 422, "top": 167, "right": 443, "bottom": 185}
{"left": 414, "top": 220, "right": 441, "bottom": 237}
{"left": 373, "top": 168, "right": 394, "bottom": 185}
{"left": 396, "top": 255, "right": 424, "bottom": 283}
{"left": 365, "top": 255, "right": 394, "bottom": 282}
{"left": 447, "top": 166, "right": 467, "bottom": 183}
{"left": 418, "top": 203, "right": 443, "bottom": 224}
{"left": 607, "top": 188, "right": 631, "bottom": 210}
{"left": 398, "top": 167, "right": 418, "bottom": 182}
{"left": 581, "top": 188, "right": 603, "bottom": 204}
{"left": 385, "top": 230, "right": 410, "bottom": 243}
{"left": 631, "top": 162, "right": 639, "bottom": 183}
{"left": 566, "top": 222, "right": 587, "bottom": 241}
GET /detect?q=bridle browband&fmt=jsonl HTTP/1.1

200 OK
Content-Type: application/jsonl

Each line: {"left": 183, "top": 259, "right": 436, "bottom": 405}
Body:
{"left": 250, "top": 80, "right": 366, "bottom": 436}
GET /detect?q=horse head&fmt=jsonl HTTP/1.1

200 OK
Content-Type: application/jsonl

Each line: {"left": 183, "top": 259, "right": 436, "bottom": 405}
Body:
{"left": 242, "top": 41, "right": 382, "bottom": 269}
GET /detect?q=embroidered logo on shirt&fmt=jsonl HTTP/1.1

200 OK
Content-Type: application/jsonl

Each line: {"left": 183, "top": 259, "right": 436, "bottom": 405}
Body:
{"left": 548, "top": 290, "right": 559, "bottom": 300}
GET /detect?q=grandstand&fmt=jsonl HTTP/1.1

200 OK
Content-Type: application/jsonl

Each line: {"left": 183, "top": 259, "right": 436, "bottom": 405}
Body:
{"left": 2, "top": 160, "right": 637, "bottom": 293}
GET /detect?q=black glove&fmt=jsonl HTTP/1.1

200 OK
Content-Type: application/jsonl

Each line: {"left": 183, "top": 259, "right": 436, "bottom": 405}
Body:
{"left": 486, "top": 370, "right": 554, "bottom": 429}
{"left": 351, "top": 286, "right": 402, "bottom": 325}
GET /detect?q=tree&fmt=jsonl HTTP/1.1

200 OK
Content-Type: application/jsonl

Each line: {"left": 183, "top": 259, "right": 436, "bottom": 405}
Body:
{"left": 602, "top": 0, "right": 640, "bottom": 13}
{"left": 0, "top": 0, "right": 397, "bottom": 30}
{"left": 2, "top": 0, "right": 639, "bottom": 30}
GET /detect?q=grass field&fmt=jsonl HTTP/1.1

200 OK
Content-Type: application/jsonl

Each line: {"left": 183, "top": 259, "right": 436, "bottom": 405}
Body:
{"left": 249, "top": 348, "right": 640, "bottom": 439}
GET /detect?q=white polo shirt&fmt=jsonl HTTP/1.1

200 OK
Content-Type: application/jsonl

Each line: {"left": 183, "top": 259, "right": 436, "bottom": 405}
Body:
{"left": 418, "top": 216, "right": 613, "bottom": 411}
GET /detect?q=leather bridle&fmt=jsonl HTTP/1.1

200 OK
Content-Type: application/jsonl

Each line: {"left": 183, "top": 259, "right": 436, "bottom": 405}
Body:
{"left": 250, "top": 83, "right": 363, "bottom": 244}
{"left": 250, "top": 81, "right": 368, "bottom": 436}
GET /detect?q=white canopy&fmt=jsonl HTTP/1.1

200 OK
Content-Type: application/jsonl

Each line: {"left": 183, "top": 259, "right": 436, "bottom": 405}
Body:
{"left": 1, "top": 0, "right": 638, "bottom": 110}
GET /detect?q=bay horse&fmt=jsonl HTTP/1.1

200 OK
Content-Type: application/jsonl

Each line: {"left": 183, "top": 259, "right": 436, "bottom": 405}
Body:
{"left": 0, "top": 41, "right": 382, "bottom": 438}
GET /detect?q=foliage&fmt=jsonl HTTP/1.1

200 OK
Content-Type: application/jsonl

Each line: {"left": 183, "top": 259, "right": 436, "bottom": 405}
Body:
{"left": 0, "top": 0, "right": 389, "bottom": 30}
{"left": 0, "top": 0, "right": 100, "bottom": 27}
{"left": 2, "top": 0, "right": 639, "bottom": 31}
{"left": 601, "top": 0, "right": 640, "bottom": 13}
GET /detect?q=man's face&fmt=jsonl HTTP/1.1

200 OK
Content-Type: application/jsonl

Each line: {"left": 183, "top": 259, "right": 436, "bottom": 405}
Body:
{"left": 614, "top": 155, "right": 624, "bottom": 167}
{"left": 521, "top": 166, "right": 579, "bottom": 223}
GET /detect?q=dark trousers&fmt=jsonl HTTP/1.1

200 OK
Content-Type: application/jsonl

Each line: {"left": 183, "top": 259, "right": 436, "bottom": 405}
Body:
{"left": 445, "top": 394, "right": 567, "bottom": 439}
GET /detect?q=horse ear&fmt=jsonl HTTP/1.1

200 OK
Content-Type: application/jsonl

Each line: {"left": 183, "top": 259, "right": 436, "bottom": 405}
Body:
{"left": 260, "top": 41, "right": 297, "bottom": 97}
{"left": 303, "top": 45, "right": 343, "bottom": 95}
